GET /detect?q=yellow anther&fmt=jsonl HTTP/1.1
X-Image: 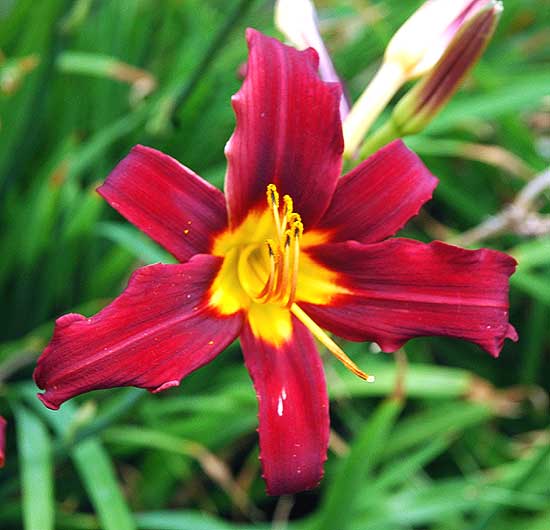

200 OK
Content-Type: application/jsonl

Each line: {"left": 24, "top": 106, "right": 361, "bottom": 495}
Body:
{"left": 292, "top": 220, "right": 303, "bottom": 238}
{"left": 266, "top": 183, "right": 279, "bottom": 208}
{"left": 257, "top": 184, "right": 306, "bottom": 307}
{"left": 282, "top": 195, "right": 293, "bottom": 217}
{"left": 288, "top": 212, "right": 301, "bottom": 226}
{"left": 284, "top": 230, "right": 292, "bottom": 248}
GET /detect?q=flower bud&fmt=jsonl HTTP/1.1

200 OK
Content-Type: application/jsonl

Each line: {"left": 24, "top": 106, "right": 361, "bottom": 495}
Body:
{"left": 343, "top": 0, "right": 496, "bottom": 156}
{"left": 392, "top": 2, "right": 502, "bottom": 136}
{"left": 358, "top": 2, "right": 501, "bottom": 157}
{"left": 385, "top": 0, "right": 494, "bottom": 79}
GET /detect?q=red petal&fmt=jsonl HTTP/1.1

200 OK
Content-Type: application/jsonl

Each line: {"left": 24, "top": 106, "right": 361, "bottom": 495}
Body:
{"left": 240, "top": 315, "right": 329, "bottom": 495}
{"left": 34, "top": 255, "right": 243, "bottom": 410}
{"left": 225, "top": 29, "right": 343, "bottom": 229}
{"left": 302, "top": 239, "right": 517, "bottom": 357}
{"left": 0, "top": 416, "right": 6, "bottom": 468}
{"left": 98, "top": 145, "right": 228, "bottom": 263}
{"left": 317, "top": 140, "right": 438, "bottom": 243}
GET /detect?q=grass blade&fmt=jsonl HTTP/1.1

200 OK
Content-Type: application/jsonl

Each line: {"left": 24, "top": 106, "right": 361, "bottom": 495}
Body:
{"left": 14, "top": 404, "right": 54, "bottom": 530}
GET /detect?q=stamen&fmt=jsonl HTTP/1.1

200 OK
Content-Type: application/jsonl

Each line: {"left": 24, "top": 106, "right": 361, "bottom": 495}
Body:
{"left": 266, "top": 183, "right": 282, "bottom": 242}
{"left": 286, "top": 220, "right": 303, "bottom": 308}
{"left": 274, "top": 231, "right": 292, "bottom": 302}
{"left": 291, "top": 304, "right": 375, "bottom": 382}
{"left": 266, "top": 183, "right": 280, "bottom": 209}
{"left": 288, "top": 212, "right": 301, "bottom": 226}
{"left": 255, "top": 240, "right": 278, "bottom": 302}
{"left": 281, "top": 195, "right": 293, "bottom": 231}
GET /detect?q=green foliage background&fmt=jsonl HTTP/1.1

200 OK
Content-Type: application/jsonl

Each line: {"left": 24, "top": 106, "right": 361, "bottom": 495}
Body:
{"left": 0, "top": 0, "right": 549, "bottom": 529}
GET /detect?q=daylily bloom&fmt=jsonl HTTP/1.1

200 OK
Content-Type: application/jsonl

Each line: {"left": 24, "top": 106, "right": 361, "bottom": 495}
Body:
{"left": 0, "top": 416, "right": 6, "bottom": 468}
{"left": 34, "top": 29, "right": 517, "bottom": 496}
{"left": 343, "top": 0, "right": 500, "bottom": 156}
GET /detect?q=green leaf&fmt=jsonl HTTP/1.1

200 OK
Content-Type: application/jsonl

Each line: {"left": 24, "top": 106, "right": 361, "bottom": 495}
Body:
{"left": 72, "top": 438, "right": 137, "bottom": 530}
{"left": 14, "top": 405, "right": 54, "bottom": 530}
{"left": 18, "top": 385, "right": 136, "bottom": 530}
{"left": 134, "top": 510, "right": 262, "bottom": 530}
{"left": 511, "top": 270, "right": 550, "bottom": 305}
{"left": 316, "top": 398, "right": 403, "bottom": 530}
{"left": 381, "top": 402, "right": 492, "bottom": 460}
{"left": 96, "top": 222, "right": 175, "bottom": 264}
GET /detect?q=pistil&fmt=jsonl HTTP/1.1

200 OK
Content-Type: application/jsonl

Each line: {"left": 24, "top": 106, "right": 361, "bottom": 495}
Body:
{"left": 291, "top": 304, "right": 375, "bottom": 382}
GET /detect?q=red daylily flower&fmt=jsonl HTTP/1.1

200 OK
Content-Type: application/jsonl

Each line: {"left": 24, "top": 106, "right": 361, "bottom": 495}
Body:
{"left": 34, "top": 29, "right": 517, "bottom": 496}
{"left": 0, "top": 416, "right": 6, "bottom": 468}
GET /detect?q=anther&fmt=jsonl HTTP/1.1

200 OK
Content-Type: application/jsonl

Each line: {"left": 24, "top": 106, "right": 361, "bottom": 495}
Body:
{"left": 286, "top": 224, "right": 302, "bottom": 308}
{"left": 292, "top": 220, "right": 303, "bottom": 238}
{"left": 266, "top": 184, "right": 279, "bottom": 208}
{"left": 288, "top": 213, "right": 301, "bottom": 226}
{"left": 267, "top": 183, "right": 283, "bottom": 243}
{"left": 282, "top": 195, "right": 293, "bottom": 217}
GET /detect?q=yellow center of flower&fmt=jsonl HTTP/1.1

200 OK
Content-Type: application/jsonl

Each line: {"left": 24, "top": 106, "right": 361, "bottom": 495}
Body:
{"left": 208, "top": 184, "right": 374, "bottom": 382}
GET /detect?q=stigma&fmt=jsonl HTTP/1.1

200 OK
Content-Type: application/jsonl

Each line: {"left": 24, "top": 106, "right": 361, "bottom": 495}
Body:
{"left": 254, "top": 184, "right": 304, "bottom": 308}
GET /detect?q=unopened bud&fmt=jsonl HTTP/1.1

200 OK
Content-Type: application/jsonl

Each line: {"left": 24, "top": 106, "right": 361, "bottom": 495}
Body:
{"left": 359, "top": 3, "right": 501, "bottom": 157}
{"left": 343, "top": 0, "right": 496, "bottom": 156}
{"left": 386, "top": 0, "right": 494, "bottom": 79}
{"left": 393, "top": 3, "right": 501, "bottom": 135}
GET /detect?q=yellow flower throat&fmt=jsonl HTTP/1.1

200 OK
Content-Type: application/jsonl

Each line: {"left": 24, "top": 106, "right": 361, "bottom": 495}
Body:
{"left": 208, "top": 184, "right": 374, "bottom": 382}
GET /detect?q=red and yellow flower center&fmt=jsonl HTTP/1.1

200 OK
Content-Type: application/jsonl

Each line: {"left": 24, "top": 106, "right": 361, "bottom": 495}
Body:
{"left": 209, "top": 184, "right": 374, "bottom": 382}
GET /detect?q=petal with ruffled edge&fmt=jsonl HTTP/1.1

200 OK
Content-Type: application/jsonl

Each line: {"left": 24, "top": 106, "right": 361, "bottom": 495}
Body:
{"left": 98, "top": 145, "right": 228, "bottom": 263}
{"left": 316, "top": 140, "right": 438, "bottom": 244}
{"left": 34, "top": 255, "right": 243, "bottom": 410}
{"left": 301, "top": 239, "right": 517, "bottom": 357}
{"left": 240, "top": 315, "right": 329, "bottom": 495}
{"left": 274, "top": 0, "right": 350, "bottom": 118}
{"left": 225, "top": 28, "right": 343, "bottom": 229}
{"left": 0, "top": 416, "right": 6, "bottom": 468}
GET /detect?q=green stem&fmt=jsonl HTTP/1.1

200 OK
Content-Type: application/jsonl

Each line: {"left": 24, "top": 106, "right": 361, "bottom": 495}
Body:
{"left": 358, "top": 117, "right": 403, "bottom": 159}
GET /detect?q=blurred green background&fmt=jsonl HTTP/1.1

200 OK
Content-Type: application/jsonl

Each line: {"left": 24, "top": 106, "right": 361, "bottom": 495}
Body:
{"left": 1, "top": 0, "right": 549, "bottom": 529}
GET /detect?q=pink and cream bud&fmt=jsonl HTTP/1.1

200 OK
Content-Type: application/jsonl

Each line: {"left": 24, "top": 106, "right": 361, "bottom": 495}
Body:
{"left": 386, "top": 0, "right": 493, "bottom": 79}
{"left": 343, "top": 0, "right": 496, "bottom": 156}
{"left": 382, "top": 3, "right": 502, "bottom": 145}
